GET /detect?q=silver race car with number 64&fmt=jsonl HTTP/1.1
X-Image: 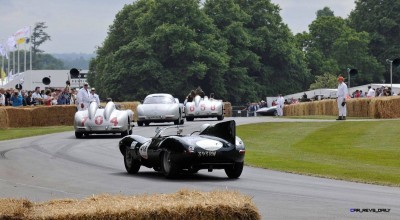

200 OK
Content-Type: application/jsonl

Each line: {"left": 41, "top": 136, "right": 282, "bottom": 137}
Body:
{"left": 118, "top": 120, "right": 245, "bottom": 178}
{"left": 74, "top": 101, "right": 134, "bottom": 138}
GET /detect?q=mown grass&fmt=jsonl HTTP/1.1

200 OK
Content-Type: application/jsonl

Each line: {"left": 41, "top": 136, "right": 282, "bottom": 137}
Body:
{"left": 238, "top": 120, "right": 400, "bottom": 186}
{"left": 0, "top": 126, "right": 73, "bottom": 141}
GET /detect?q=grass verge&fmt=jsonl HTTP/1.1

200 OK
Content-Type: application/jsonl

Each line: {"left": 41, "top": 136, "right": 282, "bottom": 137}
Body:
{"left": 238, "top": 120, "right": 400, "bottom": 186}
{"left": 0, "top": 126, "right": 73, "bottom": 141}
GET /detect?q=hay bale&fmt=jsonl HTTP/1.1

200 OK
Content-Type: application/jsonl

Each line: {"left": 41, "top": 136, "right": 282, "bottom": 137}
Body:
{"left": 224, "top": 102, "right": 232, "bottom": 117}
{"left": 0, "top": 108, "right": 9, "bottom": 128}
{"left": 0, "top": 198, "right": 32, "bottom": 219}
{"left": 0, "top": 190, "right": 260, "bottom": 220}
{"left": 31, "top": 106, "right": 76, "bottom": 127}
{"left": 4, "top": 107, "right": 33, "bottom": 128}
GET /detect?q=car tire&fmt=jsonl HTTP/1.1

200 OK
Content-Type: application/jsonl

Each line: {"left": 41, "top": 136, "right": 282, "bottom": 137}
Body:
{"left": 186, "top": 117, "right": 194, "bottom": 122}
{"left": 124, "top": 147, "right": 141, "bottom": 174}
{"left": 224, "top": 162, "right": 243, "bottom": 179}
{"left": 217, "top": 114, "right": 224, "bottom": 121}
{"left": 137, "top": 121, "right": 143, "bottom": 126}
{"left": 180, "top": 118, "right": 185, "bottom": 125}
{"left": 161, "top": 150, "right": 179, "bottom": 178}
{"left": 75, "top": 132, "right": 83, "bottom": 139}
{"left": 121, "top": 130, "right": 128, "bottom": 137}
{"left": 144, "top": 122, "right": 150, "bottom": 126}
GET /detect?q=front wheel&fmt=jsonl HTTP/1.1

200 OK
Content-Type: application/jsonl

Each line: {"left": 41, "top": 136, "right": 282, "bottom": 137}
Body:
{"left": 161, "top": 150, "right": 179, "bottom": 178}
{"left": 217, "top": 114, "right": 224, "bottom": 121}
{"left": 75, "top": 132, "right": 83, "bottom": 138}
{"left": 124, "top": 147, "right": 141, "bottom": 174}
{"left": 137, "top": 121, "right": 144, "bottom": 126}
{"left": 224, "top": 162, "right": 243, "bottom": 179}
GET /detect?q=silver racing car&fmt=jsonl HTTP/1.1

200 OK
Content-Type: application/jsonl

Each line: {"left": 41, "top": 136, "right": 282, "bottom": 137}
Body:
{"left": 74, "top": 101, "right": 134, "bottom": 138}
{"left": 185, "top": 94, "right": 224, "bottom": 121}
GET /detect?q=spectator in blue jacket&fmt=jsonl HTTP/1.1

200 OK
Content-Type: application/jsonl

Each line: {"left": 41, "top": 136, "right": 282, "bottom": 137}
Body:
{"left": 10, "top": 89, "right": 23, "bottom": 107}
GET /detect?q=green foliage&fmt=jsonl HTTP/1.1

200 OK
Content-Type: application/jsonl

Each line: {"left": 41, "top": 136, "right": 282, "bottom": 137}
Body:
{"left": 90, "top": 0, "right": 310, "bottom": 103}
{"left": 316, "top": 6, "right": 334, "bottom": 18}
{"left": 309, "top": 73, "right": 338, "bottom": 90}
{"left": 299, "top": 15, "right": 384, "bottom": 86}
{"left": 349, "top": 0, "right": 400, "bottom": 83}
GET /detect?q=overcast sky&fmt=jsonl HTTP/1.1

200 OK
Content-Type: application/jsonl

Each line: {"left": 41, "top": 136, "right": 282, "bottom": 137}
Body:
{"left": 0, "top": 0, "right": 355, "bottom": 54}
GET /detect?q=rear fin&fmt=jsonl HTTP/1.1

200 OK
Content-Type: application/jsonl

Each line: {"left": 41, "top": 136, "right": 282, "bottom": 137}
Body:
{"left": 199, "top": 120, "right": 236, "bottom": 145}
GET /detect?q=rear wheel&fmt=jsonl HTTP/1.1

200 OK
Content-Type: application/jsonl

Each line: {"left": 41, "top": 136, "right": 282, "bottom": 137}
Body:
{"left": 75, "top": 132, "right": 83, "bottom": 138}
{"left": 186, "top": 117, "right": 194, "bottom": 122}
{"left": 137, "top": 121, "right": 144, "bottom": 126}
{"left": 124, "top": 147, "right": 141, "bottom": 174}
{"left": 224, "top": 162, "right": 243, "bottom": 179}
{"left": 217, "top": 114, "right": 224, "bottom": 121}
{"left": 144, "top": 122, "right": 150, "bottom": 126}
{"left": 161, "top": 150, "right": 179, "bottom": 178}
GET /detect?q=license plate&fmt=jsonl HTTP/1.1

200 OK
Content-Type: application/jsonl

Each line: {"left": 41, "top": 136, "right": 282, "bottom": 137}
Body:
{"left": 149, "top": 116, "right": 161, "bottom": 119}
{"left": 197, "top": 151, "right": 216, "bottom": 157}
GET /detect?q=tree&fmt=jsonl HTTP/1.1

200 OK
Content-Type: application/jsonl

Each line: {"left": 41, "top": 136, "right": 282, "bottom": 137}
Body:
{"left": 309, "top": 73, "right": 338, "bottom": 90}
{"left": 349, "top": 0, "right": 400, "bottom": 83}
{"left": 316, "top": 7, "right": 334, "bottom": 18}
{"left": 299, "top": 15, "right": 383, "bottom": 86}
{"left": 90, "top": 0, "right": 228, "bottom": 101}
{"left": 31, "top": 22, "right": 51, "bottom": 55}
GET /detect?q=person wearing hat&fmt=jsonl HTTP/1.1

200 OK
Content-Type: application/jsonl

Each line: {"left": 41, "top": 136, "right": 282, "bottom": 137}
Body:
{"left": 336, "top": 75, "right": 348, "bottom": 120}
{"left": 76, "top": 82, "right": 91, "bottom": 111}
{"left": 89, "top": 87, "right": 100, "bottom": 106}
{"left": 10, "top": 89, "right": 23, "bottom": 107}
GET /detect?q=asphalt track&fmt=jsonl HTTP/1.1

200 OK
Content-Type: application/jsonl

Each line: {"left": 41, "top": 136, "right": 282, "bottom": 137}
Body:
{"left": 0, "top": 117, "right": 399, "bottom": 219}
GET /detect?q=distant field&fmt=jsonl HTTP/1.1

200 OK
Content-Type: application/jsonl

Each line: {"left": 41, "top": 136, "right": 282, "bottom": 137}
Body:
{"left": 237, "top": 120, "right": 400, "bottom": 186}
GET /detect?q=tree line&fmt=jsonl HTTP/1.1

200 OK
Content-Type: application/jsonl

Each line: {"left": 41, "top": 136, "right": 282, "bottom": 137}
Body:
{"left": 86, "top": 0, "right": 400, "bottom": 104}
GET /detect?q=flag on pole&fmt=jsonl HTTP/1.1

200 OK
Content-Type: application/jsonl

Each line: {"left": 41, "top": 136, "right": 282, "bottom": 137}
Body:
{"left": 0, "top": 44, "right": 6, "bottom": 57}
{"left": 7, "top": 36, "right": 16, "bottom": 51}
{"left": 1, "top": 68, "right": 6, "bottom": 82}
{"left": 15, "top": 27, "right": 30, "bottom": 45}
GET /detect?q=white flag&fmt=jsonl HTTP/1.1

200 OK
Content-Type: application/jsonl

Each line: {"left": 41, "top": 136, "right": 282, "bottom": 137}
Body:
{"left": 0, "top": 44, "right": 6, "bottom": 56}
{"left": 7, "top": 36, "right": 16, "bottom": 51}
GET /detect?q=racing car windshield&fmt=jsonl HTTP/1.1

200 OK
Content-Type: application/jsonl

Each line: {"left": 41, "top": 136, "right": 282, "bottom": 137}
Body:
{"left": 144, "top": 96, "right": 175, "bottom": 104}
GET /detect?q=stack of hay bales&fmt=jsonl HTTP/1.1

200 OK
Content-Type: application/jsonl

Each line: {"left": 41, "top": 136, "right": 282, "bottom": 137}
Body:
{"left": 283, "top": 96, "right": 400, "bottom": 118}
{"left": 0, "top": 108, "right": 9, "bottom": 129}
{"left": 31, "top": 106, "right": 77, "bottom": 126}
{"left": 1, "top": 107, "right": 33, "bottom": 127}
{"left": 0, "top": 190, "right": 260, "bottom": 219}
{"left": 224, "top": 102, "right": 232, "bottom": 117}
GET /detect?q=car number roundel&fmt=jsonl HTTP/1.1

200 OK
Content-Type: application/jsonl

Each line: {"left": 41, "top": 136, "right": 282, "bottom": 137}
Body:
{"left": 139, "top": 141, "right": 150, "bottom": 159}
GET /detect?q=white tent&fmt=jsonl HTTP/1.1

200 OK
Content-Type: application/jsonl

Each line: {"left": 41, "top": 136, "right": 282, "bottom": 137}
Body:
{"left": 0, "top": 69, "right": 89, "bottom": 91}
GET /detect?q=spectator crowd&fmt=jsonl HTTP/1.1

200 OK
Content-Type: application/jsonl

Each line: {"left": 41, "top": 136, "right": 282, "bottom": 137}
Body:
{"left": 0, "top": 81, "right": 100, "bottom": 108}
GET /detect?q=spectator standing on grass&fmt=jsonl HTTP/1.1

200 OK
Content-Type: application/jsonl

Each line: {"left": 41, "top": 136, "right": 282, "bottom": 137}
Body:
{"left": 89, "top": 87, "right": 100, "bottom": 106}
{"left": 77, "top": 83, "right": 90, "bottom": 110}
{"left": 336, "top": 76, "right": 348, "bottom": 120}
{"left": 276, "top": 94, "right": 285, "bottom": 116}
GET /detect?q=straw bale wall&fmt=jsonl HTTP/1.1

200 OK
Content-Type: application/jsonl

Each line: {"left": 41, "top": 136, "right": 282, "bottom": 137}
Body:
{"left": 0, "top": 190, "right": 260, "bottom": 220}
{"left": 284, "top": 96, "right": 400, "bottom": 118}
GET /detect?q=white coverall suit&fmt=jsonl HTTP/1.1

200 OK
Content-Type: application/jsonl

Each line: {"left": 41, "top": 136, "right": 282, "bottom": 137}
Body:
{"left": 337, "top": 81, "right": 348, "bottom": 118}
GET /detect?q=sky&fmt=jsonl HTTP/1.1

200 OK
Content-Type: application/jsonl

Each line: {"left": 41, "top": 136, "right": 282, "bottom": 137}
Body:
{"left": 0, "top": 0, "right": 356, "bottom": 54}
